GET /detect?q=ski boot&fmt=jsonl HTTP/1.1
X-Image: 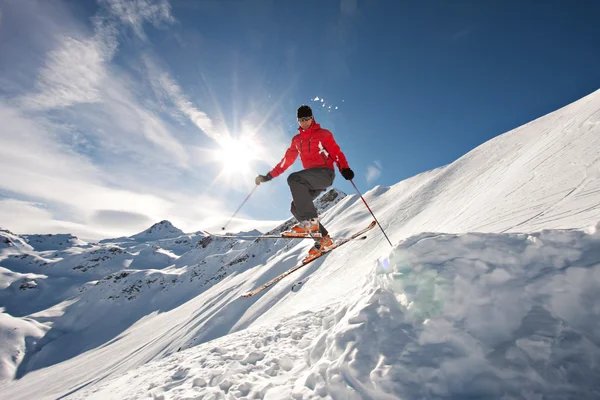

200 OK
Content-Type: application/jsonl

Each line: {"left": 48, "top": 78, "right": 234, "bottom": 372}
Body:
{"left": 304, "top": 234, "right": 333, "bottom": 262}
{"left": 282, "top": 218, "right": 321, "bottom": 238}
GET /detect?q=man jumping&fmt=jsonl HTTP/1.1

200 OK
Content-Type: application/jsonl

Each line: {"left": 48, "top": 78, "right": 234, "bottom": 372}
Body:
{"left": 255, "top": 105, "right": 355, "bottom": 259}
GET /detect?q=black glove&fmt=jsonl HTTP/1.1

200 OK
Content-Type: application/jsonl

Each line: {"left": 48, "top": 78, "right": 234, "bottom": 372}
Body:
{"left": 341, "top": 168, "right": 354, "bottom": 180}
{"left": 255, "top": 173, "right": 273, "bottom": 185}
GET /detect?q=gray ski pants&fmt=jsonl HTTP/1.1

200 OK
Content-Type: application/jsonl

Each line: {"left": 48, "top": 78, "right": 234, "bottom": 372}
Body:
{"left": 287, "top": 167, "right": 335, "bottom": 237}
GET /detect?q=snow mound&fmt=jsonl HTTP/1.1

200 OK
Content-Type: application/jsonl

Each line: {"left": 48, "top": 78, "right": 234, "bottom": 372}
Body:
{"left": 301, "top": 225, "right": 600, "bottom": 399}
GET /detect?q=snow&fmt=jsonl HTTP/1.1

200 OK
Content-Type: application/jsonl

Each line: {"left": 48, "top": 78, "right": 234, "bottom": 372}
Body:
{"left": 21, "top": 233, "right": 88, "bottom": 252}
{"left": 1, "top": 89, "right": 600, "bottom": 399}
{"left": 0, "top": 311, "right": 47, "bottom": 384}
{"left": 101, "top": 220, "right": 186, "bottom": 244}
{"left": 0, "top": 229, "right": 33, "bottom": 253}
{"left": 129, "top": 220, "right": 185, "bottom": 242}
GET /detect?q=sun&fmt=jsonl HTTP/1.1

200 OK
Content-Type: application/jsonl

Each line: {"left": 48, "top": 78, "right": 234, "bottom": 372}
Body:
{"left": 214, "top": 134, "right": 262, "bottom": 174}
{"left": 201, "top": 127, "right": 270, "bottom": 189}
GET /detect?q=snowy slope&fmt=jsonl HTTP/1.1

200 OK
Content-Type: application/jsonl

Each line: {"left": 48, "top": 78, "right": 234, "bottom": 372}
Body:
{"left": 1, "top": 89, "right": 600, "bottom": 399}
{"left": 21, "top": 233, "right": 88, "bottom": 252}
{"left": 0, "top": 229, "right": 33, "bottom": 253}
{"left": 0, "top": 193, "right": 345, "bottom": 386}
{"left": 65, "top": 223, "right": 600, "bottom": 400}
{"left": 0, "top": 311, "right": 47, "bottom": 384}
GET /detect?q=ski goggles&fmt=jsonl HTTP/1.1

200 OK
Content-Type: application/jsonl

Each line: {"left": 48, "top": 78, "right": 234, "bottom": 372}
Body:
{"left": 298, "top": 116, "right": 313, "bottom": 122}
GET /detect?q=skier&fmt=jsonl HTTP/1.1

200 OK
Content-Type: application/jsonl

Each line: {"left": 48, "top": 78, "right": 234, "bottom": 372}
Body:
{"left": 255, "top": 105, "right": 355, "bottom": 258}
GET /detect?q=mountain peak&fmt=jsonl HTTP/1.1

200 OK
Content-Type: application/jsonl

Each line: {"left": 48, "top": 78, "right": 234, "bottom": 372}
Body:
{"left": 156, "top": 220, "right": 175, "bottom": 227}
{"left": 130, "top": 220, "right": 184, "bottom": 241}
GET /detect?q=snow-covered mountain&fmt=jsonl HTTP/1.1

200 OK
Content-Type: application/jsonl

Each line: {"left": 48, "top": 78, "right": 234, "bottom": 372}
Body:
{"left": 0, "top": 229, "right": 33, "bottom": 252}
{"left": 130, "top": 220, "right": 185, "bottom": 241}
{"left": 1, "top": 89, "right": 600, "bottom": 399}
{"left": 21, "top": 233, "right": 88, "bottom": 252}
{"left": 100, "top": 220, "right": 185, "bottom": 244}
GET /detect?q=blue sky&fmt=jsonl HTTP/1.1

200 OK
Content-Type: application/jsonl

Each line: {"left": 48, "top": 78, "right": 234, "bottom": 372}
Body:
{"left": 1, "top": 0, "right": 599, "bottom": 239}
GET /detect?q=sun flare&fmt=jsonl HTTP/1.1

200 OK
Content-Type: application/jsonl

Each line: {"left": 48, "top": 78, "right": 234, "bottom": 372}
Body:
{"left": 214, "top": 134, "right": 262, "bottom": 174}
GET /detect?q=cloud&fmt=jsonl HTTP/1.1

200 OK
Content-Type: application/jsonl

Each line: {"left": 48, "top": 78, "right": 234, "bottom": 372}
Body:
{"left": 12, "top": 2, "right": 190, "bottom": 168}
{"left": 0, "top": 102, "right": 194, "bottom": 239}
{"left": 366, "top": 161, "right": 383, "bottom": 184}
{"left": 0, "top": 101, "right": 234, "bottom": 239}
{"left": 91, "top": 210, "right": 154, "bottom": 229}
{"left": 100, "top": 0, "right": 175, "bottom": 40}
{"left": 95, "top": 81, "right": 192, "bottom": 168}
{"left": 142, "top": 55, "right": 217, "bottom": 140}
{"left": 0, "top": 103, "right": 172, "bottom": 210}
{"left": 21, "top": 17, "right": 118, "bottom": 110}
{"left": 0, "top": 199, "right": 112, "bottom": 240}
{"left": 19, "top": 0, "right": 177, "bottom": 111}
{"left": 0, "top": 199, "right": 55, "bottom": 232}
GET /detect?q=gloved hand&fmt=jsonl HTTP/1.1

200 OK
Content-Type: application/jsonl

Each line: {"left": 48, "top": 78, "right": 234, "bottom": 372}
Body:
{"left": 255, "top": 173, "right": 273, "bottom": 185}
{"left": 341, "top": 168, "right": 354, "bottom": 180}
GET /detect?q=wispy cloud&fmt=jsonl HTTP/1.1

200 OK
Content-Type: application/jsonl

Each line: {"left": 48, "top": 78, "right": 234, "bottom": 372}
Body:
{"left": 142, "top": 55, "right": 217, "bottom": 140}
{"left": 366, "top": 160, "right": 383, "bottom": 184}
{"left": 100, "top": 0, "right": 175, "bottom": 40}
{"left": 0, "top": 104, "right": 170, "bottom": 214}
{"left": 0, "top": 100, "right": 229, "bottom": 239}
{"left": 16, "top": 0, "right": 191, "bottom": 167}
{"left": 0, "top": 199, "right": 55, "bottom": 232}
{"left": 0, "top": 198, "right": 116, "bottom": 241}
{"left": 20, "top": 0, "right": 176, "bottom": 111}
{"left": 21, "top": 17, "right": 118, "bottom": 110}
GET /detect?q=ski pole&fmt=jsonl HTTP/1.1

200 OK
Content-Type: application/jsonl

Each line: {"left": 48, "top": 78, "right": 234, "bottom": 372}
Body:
{"left": 221, "top": 185, "right": 258, "bottom": 231}
{"left": 350, "top": 180, "right": 393, "bottom": 247}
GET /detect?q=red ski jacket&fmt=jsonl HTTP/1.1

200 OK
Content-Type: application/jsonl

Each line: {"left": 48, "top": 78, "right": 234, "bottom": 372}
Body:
{"left": 268, "top": 122, "right": 350, "bottom": 178}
